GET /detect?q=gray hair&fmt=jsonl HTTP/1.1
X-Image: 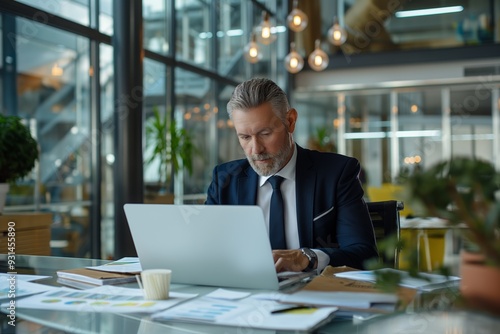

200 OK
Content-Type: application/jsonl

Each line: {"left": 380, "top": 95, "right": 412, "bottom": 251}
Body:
{"left": 226, "top": 78, "right": 290, "bottom": 122}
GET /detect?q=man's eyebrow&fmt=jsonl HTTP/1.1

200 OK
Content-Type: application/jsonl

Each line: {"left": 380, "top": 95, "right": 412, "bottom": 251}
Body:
{"left": 236, "top": 130, "right": 251, "bottom": 137}
{"left": 236, "top": 127, "right": 274, "bottom": 136}
{"left": 257, "top": 127, "right": 273, "bottom": 133}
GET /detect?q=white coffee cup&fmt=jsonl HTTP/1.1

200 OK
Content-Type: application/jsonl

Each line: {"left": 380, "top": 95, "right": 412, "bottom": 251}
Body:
{"left": 138, "top": 269, "right": 172, "bottom": 300}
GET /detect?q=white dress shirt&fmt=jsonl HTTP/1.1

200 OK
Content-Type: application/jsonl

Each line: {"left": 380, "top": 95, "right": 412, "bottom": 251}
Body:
{"left": 256, "top": 144, "right": 329, "bottom": 272}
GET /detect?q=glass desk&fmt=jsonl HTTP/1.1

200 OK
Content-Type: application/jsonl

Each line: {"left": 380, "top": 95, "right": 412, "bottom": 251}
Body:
{"left": 1, "top": 255, "right": 499, "bottom": 334}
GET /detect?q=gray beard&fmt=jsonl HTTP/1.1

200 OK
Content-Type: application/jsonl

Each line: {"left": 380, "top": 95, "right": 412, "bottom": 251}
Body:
{"left": 246, "top": 143, "right": 293, "bottom": 176}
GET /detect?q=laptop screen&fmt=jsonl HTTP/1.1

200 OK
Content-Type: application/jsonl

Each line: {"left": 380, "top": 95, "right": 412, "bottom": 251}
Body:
{"left": 124, "top": 204, "right": 281, "bottom": 290}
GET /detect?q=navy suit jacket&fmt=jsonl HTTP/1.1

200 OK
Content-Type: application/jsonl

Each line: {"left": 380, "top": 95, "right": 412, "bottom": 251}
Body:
{"left": 205, "top": 145, "right": 378, "bottom": 269}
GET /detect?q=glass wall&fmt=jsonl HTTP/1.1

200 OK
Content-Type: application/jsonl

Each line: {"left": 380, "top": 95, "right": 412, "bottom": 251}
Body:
{"left": 99, "top": 0, "right": 113, "bottom": 35}
{"left": 293, "top": 82, "right": 500, "bottom": 206}
{"left": 0, "top": 0, "right": 287, "bottom": 259}
{"left": 450, "top": 87, "right": 494, "bottom": 161}
{"left": 217, "top": 0, "right": 247, "bottom": 81}
{"left": 1, "top": 16, "right": 93, "bottom": 256}
{"left": 345, "top": 93, "right": 391, "bottom": 186}
{"left": 216, "top": 84, "right": 244, "bottom": 162}
{"left": 398, "top": 89, "right": 443, "bottom": 179}
{"left": 174, "top": 68, "right": 214, "bottom": 201}
{"left": 176, "top": 0, "right": 211, "bottom": 69}
{"left": 17, "top": 0, "right": 90, "bottom": 26}
{"left": 143, "top": 59, "right": 169, "bottom": 207}
{"left": 143, "top": 0, "right": 168, "bottom": 55}
{"left": 99, "top": 43, "right": 114, "bottom": 259}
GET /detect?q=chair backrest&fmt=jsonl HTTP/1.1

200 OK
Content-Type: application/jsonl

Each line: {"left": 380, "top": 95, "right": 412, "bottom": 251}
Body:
{"left": 366, "top": 200, "right": 403, "bottom": 268}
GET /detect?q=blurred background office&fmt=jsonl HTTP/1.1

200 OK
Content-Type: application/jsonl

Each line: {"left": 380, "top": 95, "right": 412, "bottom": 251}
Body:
{"left": 0, "top": 0, "right": 499, "bottom": 260}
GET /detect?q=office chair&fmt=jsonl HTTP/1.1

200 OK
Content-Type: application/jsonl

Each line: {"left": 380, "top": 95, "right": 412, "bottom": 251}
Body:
{"left": 366, "top": 200, "right": 404, "bottom": 268}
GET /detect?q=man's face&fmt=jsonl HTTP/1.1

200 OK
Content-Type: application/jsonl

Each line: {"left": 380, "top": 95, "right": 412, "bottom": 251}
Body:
{"left": 232, "top": 102, "right": 297, "bottom": 176}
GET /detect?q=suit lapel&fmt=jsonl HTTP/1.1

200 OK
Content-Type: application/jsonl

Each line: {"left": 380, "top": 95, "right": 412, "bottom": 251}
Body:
{"left": 295, "top": 146, "right": 315, "bottom": 247}
{"left": 237, "top": 165, "right": 259, "bottom": 205}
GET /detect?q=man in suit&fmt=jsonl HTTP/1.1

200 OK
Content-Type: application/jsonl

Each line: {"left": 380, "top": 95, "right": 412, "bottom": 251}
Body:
{"left": 206, "top": 78, "right": 377, "bottom": 272}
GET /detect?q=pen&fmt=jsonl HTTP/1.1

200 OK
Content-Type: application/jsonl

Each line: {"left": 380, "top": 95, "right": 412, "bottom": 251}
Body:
{"left": 270, "top": 305, "right": 311, "bottom": 314}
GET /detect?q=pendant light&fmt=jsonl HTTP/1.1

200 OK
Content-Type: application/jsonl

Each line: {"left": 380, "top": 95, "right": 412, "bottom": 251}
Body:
{"left": 243, "top": 32, "right": 262, "bottom": 64}
{"left": 327, "top": 16, "right": 347, "bottom": 46}
{"left": 255, "top": 11, "right": 277, "bottom": 45}
{"left": 308, "top": 39, "right": 329, "bottom": 71}
{"left": 51, "top": 63, "right": 64, "bottom": 76}
{"left": 287, "top": 0, "right": 308, "bottom": 32}
{"left": 284, "top": 42, "right": 304, "bottom": 74}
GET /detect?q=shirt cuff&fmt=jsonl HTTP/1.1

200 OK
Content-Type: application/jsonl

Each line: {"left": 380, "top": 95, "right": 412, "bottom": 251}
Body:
{"left": 312, "top": 249, "right": 329, "bottom": 274}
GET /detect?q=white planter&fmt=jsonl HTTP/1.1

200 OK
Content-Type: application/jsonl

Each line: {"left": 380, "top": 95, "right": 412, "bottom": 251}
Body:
{"left": 0, "top": 183, "right": 9, "bottom": 213}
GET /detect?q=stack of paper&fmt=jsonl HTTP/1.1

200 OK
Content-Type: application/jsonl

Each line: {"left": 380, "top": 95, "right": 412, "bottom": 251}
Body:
{"left": 56, "top": 257, "right": 142, "bottom": 287}
{"left": 278, "top": 290, "right": 398, "bottom": 311}
{"left": 334, "top": 268, "right": 460, "bottom": 291}
{"left": 288, "top": 265, "right": 419, "bottom": 319}
{"left": 57, "top": 268, "right": 137, "bottom": 286}
{"left": 152, "top": 297, "right": 338, "bottom": 331}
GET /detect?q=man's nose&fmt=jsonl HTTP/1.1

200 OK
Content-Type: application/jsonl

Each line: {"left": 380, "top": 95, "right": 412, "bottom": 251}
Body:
{"left": 250, "top": 137, "right": 264, "bottom": 154}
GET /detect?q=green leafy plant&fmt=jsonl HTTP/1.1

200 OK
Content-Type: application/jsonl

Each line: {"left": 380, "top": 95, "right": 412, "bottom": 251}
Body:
{"left": 0, "top": 114, "right": 39, "bottom": 183}
{"left": 307, "top": 126, "right": 337, "bottom": 152}
{"left": 368, "top": 157, "right": 500, "bottom": 291}
{"left": 144, "top": 107, "right": 197, "bottom": 191}
{"left": 402, "top": 157, "right": 500, "bottom": 267}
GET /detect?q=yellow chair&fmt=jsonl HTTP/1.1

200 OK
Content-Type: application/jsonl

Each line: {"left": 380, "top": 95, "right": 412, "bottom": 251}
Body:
{"left": 399, "top": 228, "right": 447, "bottom": 272}
{"left": 367, "top": 183, "right": 413, "bottom": 217}
{"left": 367, "top": 184, "right": 451, "bottom": 271}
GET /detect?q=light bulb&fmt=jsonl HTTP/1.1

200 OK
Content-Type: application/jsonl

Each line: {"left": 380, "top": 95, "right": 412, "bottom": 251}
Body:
{"left": 327, "top": 17, "right": 347, "bottom": 46}
{"left": 284, "top": 42, "right": 304, "bottom": 74}
{"left": 243, "top": 33, "right": 262, "bottom": 64}
{"left": 308, "top": 39, "right": 329, "bottom": 71}
{"left": 287, "top": 0, "right": 308, "bottom": 32}
{"left": 51, "top": 63, "right": 63, "bottom": 76}
{"left": 256, "top": 11, "right": 277, "bottom": 45}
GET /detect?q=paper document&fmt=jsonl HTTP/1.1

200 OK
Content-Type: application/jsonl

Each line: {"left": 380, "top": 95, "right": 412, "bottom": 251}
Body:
{"left": 57, "top": 267, "right": 137, "bottom": 285}
{"left": 278, "top": 290, "right": 398, "bottom": 310}
{"left": 0, "top": 273, "right": 51, "bottom": 282}
{"left": 334, "top": 268, "right": 460, "bottom": 291}
{"left": 6, "top": 285, "right": 197, "bottom": 313}
{"left": 153, "top": 297, "right": 338, "bottom": 331}
{"left": 400, "top": 217, "right": 450, "bottom": 229}
{"left": 57, "top": 277, "right": 106, "bottom": 290}
{"left": 0, "top": 277, "right": 56, "bottom": 301}
{"left": 86, "top": 257, "right": 142, "bottom": 274}
{"left": 204, "top": 288, "right": 251, "bottom": 300}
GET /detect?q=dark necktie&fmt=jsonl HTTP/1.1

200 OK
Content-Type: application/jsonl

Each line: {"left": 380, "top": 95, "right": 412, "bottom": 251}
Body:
{"left": 268, "top": 175, "right": 286, "bottom": 250}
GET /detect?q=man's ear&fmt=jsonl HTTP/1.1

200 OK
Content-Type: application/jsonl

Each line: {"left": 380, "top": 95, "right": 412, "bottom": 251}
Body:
{"left": 286, "top": 109, "right": 298, "bottom": 133}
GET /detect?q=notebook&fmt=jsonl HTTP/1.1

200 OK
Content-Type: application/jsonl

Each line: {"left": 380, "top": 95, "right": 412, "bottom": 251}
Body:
{"left": 124, "top": 204, "right": 313, "bottom": 290}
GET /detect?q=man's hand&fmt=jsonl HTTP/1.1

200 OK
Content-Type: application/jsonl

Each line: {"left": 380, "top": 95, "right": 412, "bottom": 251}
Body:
{"left": 273, "top": 249, "right": 309, "bottom": 272}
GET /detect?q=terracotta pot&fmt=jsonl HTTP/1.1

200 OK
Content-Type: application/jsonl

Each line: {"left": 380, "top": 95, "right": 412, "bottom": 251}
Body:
{"left": 460, "top": 250, "right": 500, "bottom": 314}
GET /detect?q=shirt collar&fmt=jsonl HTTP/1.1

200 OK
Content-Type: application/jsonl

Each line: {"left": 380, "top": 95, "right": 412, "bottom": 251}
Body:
{"left": 259, "top": 144, "right": 297, "bottom": 187}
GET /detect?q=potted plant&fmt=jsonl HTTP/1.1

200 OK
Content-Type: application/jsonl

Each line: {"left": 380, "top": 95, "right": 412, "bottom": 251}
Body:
{"left": 307, "top": 126, "right": 337, "bottom": 152}
{"left": 0, "top": 114, "right": 39, "bottom": 213}
{"left": 144, "top": 107, "right": 197, "bottom": 203}
{"left": 401, "top": 157, "right": 500, "bottom": 313}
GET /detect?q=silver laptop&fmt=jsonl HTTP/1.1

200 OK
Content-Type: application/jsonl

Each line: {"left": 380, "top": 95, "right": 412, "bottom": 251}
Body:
{"left": 124, "top": 204, "right": 313, "bottom": 290}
